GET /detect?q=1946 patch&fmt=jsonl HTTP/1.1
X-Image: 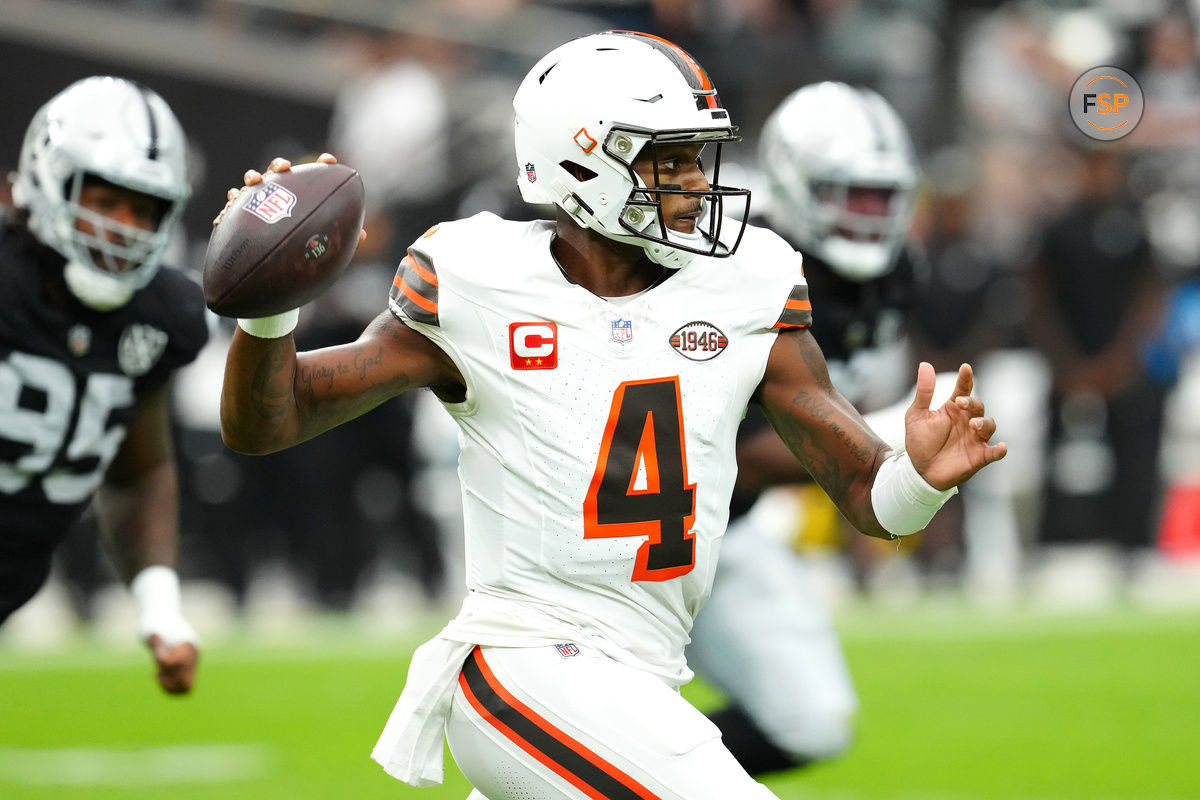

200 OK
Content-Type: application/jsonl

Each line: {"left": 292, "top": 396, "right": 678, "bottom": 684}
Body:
{"left": 669, "top": 321, "right": 728, "bottom": 362}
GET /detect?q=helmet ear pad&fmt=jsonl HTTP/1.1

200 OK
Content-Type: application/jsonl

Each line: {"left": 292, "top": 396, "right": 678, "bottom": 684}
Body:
{"left": 759, "top": 81, "right": 919, "bottom": 281}
{"left": 12, "top": 76, "right": 190, "bottom": 308}
{"left": 513, "top": 31, "right": 750, "bottom": 267}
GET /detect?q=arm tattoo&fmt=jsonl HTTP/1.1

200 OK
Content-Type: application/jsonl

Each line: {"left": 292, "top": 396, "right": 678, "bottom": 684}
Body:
{"left": 294, "top": 344, "right": 420, "bottom": 428}
{"left": 789, "top": 390, "right": 875, "bottom": 465}
{"left": 769, "top": 399, "right": 854, "bottom": 500}
{"left": 766, "top": 330, "right": 883, "bottom": 502}
{"left": 249, "top": 345, "right": 294, "bottom": 417}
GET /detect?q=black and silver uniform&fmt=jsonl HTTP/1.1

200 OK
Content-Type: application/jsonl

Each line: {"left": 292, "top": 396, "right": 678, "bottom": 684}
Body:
{"left": 0, "top": 215, "right": 208, "bottom": 619}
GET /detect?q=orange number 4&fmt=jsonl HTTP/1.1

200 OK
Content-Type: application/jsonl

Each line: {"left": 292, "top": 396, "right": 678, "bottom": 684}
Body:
{"left": 584, "top": 377, "right": 697, "bottom": 581}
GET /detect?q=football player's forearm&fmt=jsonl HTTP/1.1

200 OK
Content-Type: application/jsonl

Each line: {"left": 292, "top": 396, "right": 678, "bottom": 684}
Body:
{"left": 97, "top": 461, "right": 179, "bottom": 583}
{"left": 758, "top": 330, "right": 892, "bottom": 537}
{"left": 220, "top": 330, "right": 303, "bottom": 454}
{"left": 763, "top": 398, "right": 891, "bottom": 538}
{"left": 221, "top": 328, "right": 417, "bottom": 454}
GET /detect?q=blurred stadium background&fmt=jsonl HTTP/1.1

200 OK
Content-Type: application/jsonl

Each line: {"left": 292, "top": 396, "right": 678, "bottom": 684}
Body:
{"left": 3, "top": 1, "right": 1200, "bottom": 798}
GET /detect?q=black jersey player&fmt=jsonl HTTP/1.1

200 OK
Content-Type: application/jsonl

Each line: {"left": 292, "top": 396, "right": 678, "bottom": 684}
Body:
{"left": 1, "top": 77, "right": 208, "bottom": 694}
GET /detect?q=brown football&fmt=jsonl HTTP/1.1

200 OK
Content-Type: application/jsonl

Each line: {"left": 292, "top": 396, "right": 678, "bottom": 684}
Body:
{"left": 202, "top": 162, "right": 365, "bottom": 318}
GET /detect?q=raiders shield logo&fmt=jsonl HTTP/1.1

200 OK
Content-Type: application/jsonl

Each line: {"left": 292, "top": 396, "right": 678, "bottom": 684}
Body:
{"left": 118, "top": 324, "right": 169, "bottom": 376}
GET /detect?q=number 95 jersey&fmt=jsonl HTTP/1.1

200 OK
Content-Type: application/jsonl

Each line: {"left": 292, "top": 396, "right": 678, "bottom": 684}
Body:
{"left": 0, "top": 223, "right": 208, "bottom": 552}
{"left": 390, "top": 212, "right": 810, "bottom": 681}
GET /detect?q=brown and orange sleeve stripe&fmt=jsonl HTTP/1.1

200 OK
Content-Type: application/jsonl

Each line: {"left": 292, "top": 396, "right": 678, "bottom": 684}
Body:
{"left": 773, "top": 284, "right": 812, "bottom": 330}
{"left": 390, "top": 250, "right": 440, "bottom": 327}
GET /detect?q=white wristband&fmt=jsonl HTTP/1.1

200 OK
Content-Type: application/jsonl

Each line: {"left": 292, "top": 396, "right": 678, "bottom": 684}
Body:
{"left": 870, "top": 451, "right": 958, "bottom": 538}
{"left": 238, "top": 308, "right": 299, "bottom": 338}
{"left": 130, "top": 566, "right": 198, "bottom": 646}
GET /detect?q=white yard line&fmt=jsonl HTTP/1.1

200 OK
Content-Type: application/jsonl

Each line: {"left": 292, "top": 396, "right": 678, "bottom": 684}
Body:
{"left": 0, "top": 743, "right": 272, "bottom": 787}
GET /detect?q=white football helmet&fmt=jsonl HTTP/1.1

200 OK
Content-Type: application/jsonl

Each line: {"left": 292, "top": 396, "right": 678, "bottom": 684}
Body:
{"left": 12, "top": 76, "right": 190, "bottom": 309}
{"left": 759, "top": 82, "right": 918, "bottom": 281}
{"left": 513, "top": 30, "right": 749, "bottom": 269}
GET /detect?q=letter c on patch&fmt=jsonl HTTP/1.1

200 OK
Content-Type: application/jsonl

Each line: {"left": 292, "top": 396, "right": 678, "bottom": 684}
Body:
{"left": 509, "top": 322, "right": 558, "bottom": 370}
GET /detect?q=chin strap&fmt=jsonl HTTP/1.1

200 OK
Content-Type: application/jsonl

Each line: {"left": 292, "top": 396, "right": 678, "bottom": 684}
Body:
{"left": 63, "top": 259, "right": 134, "bottom": 310}
{"left": 642, "top": 239, "right": 695, "bottom": 269}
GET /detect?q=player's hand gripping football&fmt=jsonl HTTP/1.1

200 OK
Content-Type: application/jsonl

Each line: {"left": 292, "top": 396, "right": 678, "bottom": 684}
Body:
{"left": 903, "top": 362, "right": 1007, "bottom": 491}
{"left": 213, "top": 151, "right": 367, "bottom": 248}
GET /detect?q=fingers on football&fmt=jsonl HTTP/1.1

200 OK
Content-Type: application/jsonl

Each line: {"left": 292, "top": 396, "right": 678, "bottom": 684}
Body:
{"left": 213, "top": 191, "right": 240, "bottom": 227}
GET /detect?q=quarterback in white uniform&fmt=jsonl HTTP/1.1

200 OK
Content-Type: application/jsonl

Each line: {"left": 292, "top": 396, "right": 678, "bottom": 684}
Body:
{"left": 217, "top": 31, "right": 1006, "bottom": 800}
{"left": 383, "top": 210, "right": 808, "bottom": 686}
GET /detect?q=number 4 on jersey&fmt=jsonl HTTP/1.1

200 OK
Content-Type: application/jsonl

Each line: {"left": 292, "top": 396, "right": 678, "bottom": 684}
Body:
{"left": 584, "top": 377, "right": 697, "bottom": 582}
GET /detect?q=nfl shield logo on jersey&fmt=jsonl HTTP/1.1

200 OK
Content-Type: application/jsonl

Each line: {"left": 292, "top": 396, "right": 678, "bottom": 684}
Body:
{"left": 611, "top": 318, "right": 633, "bottom": 345}
{"left": 525, "top": 162, "right": 537, "bottom": 183}
{"left": 554, "top": 643, "right": 580, "bottom": 658}
{"left": 244, "top": 182, "right": 297, "bottom": 223}
{"left": 67, "top": 324, "right": 92, "bottom": 356}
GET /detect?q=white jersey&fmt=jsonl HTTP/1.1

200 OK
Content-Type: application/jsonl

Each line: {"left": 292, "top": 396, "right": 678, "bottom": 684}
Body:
{"left": 388, "top": 212, "right": 810, "bottom": 682}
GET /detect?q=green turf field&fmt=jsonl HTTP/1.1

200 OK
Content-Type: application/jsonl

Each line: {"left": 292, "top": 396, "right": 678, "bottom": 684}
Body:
{"left": 2, "top": 605, "right": 1198, "bottom": 800}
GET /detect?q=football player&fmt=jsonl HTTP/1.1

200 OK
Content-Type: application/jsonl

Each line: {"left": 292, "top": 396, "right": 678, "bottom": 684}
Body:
{"left": 1, "top": 77, "right": 209, "bottom": 694}
{"left": 218, "top": 32, "right": 1004, "bottom": 798}
{"left": 687, "top": 81, "right": 935, "bottom": 775}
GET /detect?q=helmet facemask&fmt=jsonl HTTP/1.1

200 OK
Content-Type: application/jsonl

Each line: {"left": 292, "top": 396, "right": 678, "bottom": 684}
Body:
{"left": 760, "top": 81, "right": 918, "bottom": 282}
{"left": 605, "top": 127, "right": 749, "bottom": 267}
{"left": 805, "top": 179, "right": 915, "bottom": 280}
{"left": 54, "top": 173, "right": 182, "bottom": 309}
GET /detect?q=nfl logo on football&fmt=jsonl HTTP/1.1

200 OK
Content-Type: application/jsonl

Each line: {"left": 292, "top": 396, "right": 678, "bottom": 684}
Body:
{"left": 245, "top": 183, "right": 298, "bottom": 224}
{"left": 611, "top": 318, "right": 633, "bottom": 344}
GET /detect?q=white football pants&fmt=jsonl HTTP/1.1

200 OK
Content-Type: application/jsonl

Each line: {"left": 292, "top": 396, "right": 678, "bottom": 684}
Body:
{"left": 447, "top": 644, "right": 778, "bottom": 799}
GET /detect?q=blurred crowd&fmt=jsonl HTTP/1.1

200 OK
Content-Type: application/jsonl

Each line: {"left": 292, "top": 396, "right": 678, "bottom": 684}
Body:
{"left": 6, "top": 0, "right": 1200, "bottom": 635}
